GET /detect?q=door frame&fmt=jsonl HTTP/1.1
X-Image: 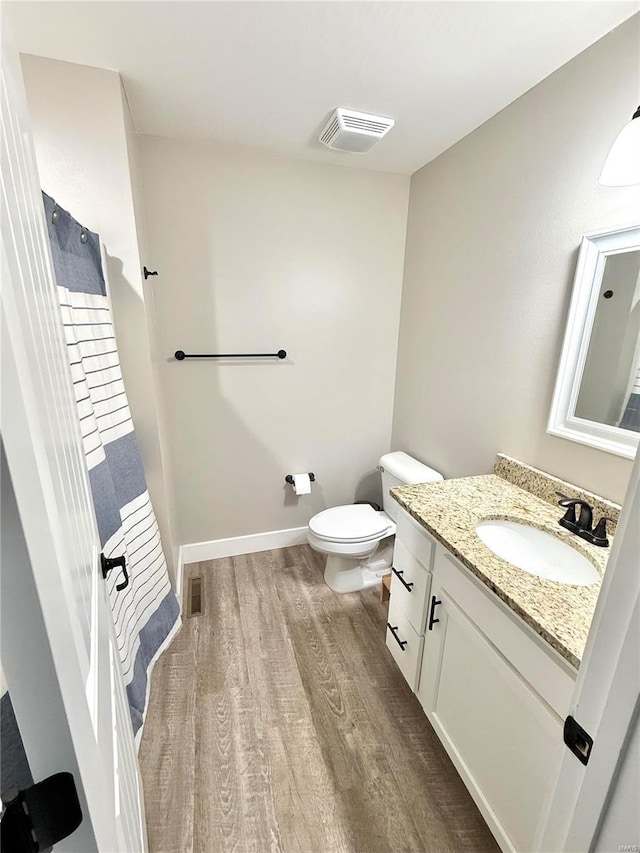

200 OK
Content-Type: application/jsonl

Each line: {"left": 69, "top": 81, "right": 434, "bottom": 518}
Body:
{"left": 1, "top": 25, "right": 145, "bottom": 851}
{"left": 1, "top": 439, "right": 99, "bottom": 852}
{"left": 538, "top": 449, "right": 640, "bottom": 851}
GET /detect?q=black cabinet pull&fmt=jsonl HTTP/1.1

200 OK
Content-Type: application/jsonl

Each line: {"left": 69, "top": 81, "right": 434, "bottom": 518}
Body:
{"left": 391, "top": 565, "right": 414, "bottom": 592}
{"left": 387, "top": 623, "right": 408, "bottom": 651}
{"left": 428, "top": 595, "right": 442, "bottom": 630}
{"left": 101, "top": 553, "right": 130, "bottom": 591}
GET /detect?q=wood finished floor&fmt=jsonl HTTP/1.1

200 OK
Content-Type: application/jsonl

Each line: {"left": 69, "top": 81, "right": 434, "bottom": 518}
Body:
{"left": 139, "top": 545, "right": 499, "bottom": 853}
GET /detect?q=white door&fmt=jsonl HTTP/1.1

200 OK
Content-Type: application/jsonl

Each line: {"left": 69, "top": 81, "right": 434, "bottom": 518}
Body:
{"left": 1, "top": 27, "right": 146, "bottom": 853}
{"left": 539, "top": 449, "right": 640, "bottom": 852}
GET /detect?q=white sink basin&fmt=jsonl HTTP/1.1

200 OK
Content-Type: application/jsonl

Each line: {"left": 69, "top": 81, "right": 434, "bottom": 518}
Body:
{"left": 475, "top": 520, "right": 600, "bottom": 586}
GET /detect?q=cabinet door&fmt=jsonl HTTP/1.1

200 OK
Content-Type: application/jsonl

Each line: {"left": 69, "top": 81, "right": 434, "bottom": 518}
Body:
{"left": 418, "top": 572, "right": 563, "bottom": 852}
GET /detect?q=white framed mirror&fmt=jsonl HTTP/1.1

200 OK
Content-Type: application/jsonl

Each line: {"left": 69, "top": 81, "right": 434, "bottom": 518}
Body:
{"left": 548, "top": 224, "right": 640, "bottom": 459}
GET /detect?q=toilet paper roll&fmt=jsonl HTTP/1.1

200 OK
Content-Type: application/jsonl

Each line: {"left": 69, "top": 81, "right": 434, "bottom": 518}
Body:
{"left": 292, "top": 473, "right": 312, "bottom": 495}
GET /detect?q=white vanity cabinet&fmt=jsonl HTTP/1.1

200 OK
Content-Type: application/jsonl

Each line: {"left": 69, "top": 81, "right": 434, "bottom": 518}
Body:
{"left": 385, "top": 508, "right": 435, "bottom": 689}
{"left": 386, "top": 507, "right": 578, "bottom": 853}
{"left": 417, "top": 546, "right": 577, "bottom": 851}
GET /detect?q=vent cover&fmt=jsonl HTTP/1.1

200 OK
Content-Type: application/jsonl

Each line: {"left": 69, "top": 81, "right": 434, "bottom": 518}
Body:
{"left": 319, "top": 108, "right": 395, "bottom": 154}
{"left": 186, "top": 576, "right": 203, "bottom": 618}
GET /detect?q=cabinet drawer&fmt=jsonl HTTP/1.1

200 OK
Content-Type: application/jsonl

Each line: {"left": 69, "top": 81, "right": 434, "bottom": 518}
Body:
{"left": 396, "top": 508, "right": 435, "bottom": 570}
{"left": 386, "top": 596, "right": 424, "bottom": 691}
{"left": 390, "top": 540, "right": 432, "bottom": 634}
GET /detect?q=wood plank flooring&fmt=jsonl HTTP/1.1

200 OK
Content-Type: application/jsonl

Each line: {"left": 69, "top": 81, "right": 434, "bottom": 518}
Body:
{"left": 139, "top": 545, "right": 499, "bottom": 853}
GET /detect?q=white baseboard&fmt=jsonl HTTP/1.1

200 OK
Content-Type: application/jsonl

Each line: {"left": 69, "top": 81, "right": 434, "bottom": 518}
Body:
{"left": 175, "top": 545, "right": 185, "bottom": 610}
{"left": 181, "top": 526, "right": 309, "bottom": 566}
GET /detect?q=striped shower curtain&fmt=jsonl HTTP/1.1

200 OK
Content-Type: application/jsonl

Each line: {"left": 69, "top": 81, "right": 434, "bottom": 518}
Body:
{"left": 43, "top": 193, "right": 180, "bottom": 741}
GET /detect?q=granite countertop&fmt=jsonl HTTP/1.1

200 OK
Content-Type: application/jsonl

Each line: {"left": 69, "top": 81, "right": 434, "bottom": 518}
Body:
{"left": 390, "top": 474, "right": 612, "bottom": 669}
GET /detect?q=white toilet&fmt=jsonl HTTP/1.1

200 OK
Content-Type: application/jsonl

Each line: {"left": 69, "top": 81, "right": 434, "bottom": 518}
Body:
{"left": 308, "top": 451, "right": 443, "bottom": 593}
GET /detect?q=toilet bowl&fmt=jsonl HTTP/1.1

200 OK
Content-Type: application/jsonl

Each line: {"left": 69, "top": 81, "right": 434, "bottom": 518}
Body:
{"left": 308, "top": 504, "right": 397, "bottom": 593}
{"left": 308, "top": 452, "right": 443, "bottom": 593}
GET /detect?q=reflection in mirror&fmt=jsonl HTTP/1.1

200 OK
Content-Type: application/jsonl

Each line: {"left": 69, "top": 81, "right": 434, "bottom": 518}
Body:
{"left": 548, "top": 224, "right": 640, "bottom": 459}
{"left": 574, "top": 250, "right": 640, "bottom": 432}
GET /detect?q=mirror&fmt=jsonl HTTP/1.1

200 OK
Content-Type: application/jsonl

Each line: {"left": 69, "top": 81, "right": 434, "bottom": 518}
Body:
{"left": 548, "top": 225, "right": 640, "bottom": 459}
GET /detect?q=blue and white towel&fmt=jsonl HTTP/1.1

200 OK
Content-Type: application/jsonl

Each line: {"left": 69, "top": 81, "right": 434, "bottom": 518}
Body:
{"left": 44, "top": 193, "right": 180, "bottom": 742}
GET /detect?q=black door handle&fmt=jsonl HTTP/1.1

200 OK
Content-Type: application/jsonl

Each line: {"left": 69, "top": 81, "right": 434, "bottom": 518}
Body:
{"left": 101, "top": 553, "right": 130, "bottom": 591}
{"left": 428, "top": 595, "right": 442, "bottom": 630}
{"left": 563, "top": 715, "right": 594, "bottom": 765}
{"left": 387, "top": 623, "right": 408, "bottom": 651}
{"left": 391, "top": 565, "right": 414, "bottom": 592}
{"left": 0, "top": 772, "right": 82, "bottom": 851}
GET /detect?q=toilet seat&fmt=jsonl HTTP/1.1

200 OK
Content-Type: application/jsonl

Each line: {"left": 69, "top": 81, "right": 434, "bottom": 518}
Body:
{"left": 309, "top": 504, "right": 394, "bottom": 544}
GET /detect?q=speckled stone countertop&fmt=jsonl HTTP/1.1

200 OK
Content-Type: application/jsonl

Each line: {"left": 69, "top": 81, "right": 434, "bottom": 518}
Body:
{"left": 390, "top": 473, "right": 614, "bottom": 669}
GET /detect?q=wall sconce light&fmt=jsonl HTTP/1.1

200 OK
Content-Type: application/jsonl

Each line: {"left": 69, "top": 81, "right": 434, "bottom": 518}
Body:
{"left": 599, "top": 105, "right": 640, "bottom": 186}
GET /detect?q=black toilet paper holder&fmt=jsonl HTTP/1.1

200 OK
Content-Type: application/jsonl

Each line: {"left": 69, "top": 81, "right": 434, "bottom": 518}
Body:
{"left": 285, "top": 473, "right": 315, "bottom": 485}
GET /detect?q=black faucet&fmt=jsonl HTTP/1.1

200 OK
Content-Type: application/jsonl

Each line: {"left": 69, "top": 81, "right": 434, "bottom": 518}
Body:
{"left": 556, "top": 493, "right": 610, "bottom": 547}
{"left": 590, "top": 517, "right": 612, "bottom": 548}
{"left": 556, "top": 492, "right": 593, "bottom": 534}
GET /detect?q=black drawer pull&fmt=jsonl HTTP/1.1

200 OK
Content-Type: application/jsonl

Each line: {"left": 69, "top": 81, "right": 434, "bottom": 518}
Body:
{"left": 428, "top": 595, "right": 442, "bottom": 630}
{"left": 387, "top": 623, "right": 408, "bottom": 651}
{"left": 391, "top": 565, "right": 414, "bottom": 592}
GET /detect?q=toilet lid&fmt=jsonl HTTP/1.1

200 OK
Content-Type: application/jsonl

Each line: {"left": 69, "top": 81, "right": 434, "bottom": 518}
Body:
{"left": 309, "top": 504, "right": 392, "bottom": 543}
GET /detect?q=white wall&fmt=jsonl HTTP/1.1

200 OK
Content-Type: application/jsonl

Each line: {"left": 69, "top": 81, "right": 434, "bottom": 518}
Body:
{"left": 20, "top": 55, "right": 178, "bottom": 579}
{"left": 137, "top": 135, "right": 409, "bottom": 544}
{"left": 392, "top": 16, "right": 640, "bottom": 504}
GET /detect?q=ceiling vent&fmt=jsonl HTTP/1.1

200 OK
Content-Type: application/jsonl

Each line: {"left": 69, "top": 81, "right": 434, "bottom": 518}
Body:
{"left": 319, "top": 108, "right": 395, "bottom": 154}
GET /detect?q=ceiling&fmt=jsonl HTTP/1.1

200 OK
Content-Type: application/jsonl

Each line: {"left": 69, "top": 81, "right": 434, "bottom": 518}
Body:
{"left": 5, "top": 1, "right": 638, "bottom": 175}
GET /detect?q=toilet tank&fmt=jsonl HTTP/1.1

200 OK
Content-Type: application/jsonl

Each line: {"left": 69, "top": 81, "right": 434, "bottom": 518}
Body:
{"left": 379, "top": 451, "right": 443, "bottom": 521}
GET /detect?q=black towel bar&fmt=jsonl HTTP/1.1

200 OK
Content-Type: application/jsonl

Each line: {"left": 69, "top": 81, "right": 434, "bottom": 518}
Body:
{"left": 175, "top": 349, "right": 287, "bottom": 360}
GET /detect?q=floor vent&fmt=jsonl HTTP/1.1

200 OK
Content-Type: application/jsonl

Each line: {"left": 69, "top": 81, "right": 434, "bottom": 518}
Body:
{"left": 186, "top": 576, "right": 203, "bottom": 618}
